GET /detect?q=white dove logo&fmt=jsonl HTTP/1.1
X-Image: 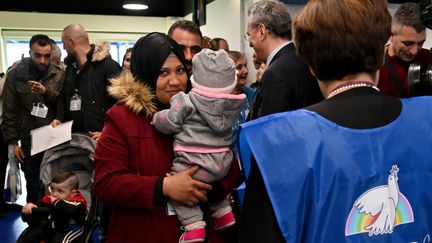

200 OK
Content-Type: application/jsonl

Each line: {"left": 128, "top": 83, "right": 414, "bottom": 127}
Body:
{"left": 345, "top": 165, "right": 414, "bottom": 237}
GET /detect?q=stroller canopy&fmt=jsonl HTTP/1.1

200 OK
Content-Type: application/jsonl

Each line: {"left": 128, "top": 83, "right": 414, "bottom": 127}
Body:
{"left": 39, "top": 133, "right": 96, "bottom": 209}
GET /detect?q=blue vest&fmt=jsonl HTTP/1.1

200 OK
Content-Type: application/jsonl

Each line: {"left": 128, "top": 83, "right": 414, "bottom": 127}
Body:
{"left": 240, "top": 97, "right": 432, "bottom": 243}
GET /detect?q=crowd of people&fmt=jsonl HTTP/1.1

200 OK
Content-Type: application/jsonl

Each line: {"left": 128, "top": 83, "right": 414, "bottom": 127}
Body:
{"left": 0, "top": 0, "right": 432, "bottom": 242}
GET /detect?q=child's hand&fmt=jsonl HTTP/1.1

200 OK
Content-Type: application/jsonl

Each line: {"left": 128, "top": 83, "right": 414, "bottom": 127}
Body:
{"left": 22, "top": 203, "right": 38, "bottom": 215}
{"left": 47, "top": 195, "right": 59, "bottom": 204}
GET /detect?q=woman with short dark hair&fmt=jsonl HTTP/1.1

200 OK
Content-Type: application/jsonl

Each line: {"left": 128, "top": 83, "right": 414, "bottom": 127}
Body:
{"left": 239, "top": 0, "right": 432, "bottom": 242}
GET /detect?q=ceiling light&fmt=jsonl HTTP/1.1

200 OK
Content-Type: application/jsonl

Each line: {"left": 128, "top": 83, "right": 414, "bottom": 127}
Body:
{"left": 123, "top": 3, "right": 148, "bottom": 10}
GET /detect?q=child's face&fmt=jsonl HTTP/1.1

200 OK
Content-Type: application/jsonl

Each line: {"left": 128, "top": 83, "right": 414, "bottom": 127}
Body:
{"left": 49, "top": 182, "right": 76, "bottom": 201}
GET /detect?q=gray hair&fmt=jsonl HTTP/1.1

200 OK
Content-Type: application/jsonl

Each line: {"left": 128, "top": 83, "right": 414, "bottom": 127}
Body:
{"left": 248, "top": 0, "right": 292, "bottom": 40}
{"left": 52, "top": 44, "right": 62, "bottom": 60}
{"left": 392, "top": 2, "right": 425, "bottom": 34}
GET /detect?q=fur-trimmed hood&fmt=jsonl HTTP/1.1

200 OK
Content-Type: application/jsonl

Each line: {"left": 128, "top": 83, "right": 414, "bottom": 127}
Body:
{"left": 92, "top": 41, "right": 111, "bottom": 62}
{"left": 108, "top": 71, "right": 157, "bottom": 117}
{"left": 64, "top": 41, "right": 112, "bottom": 66}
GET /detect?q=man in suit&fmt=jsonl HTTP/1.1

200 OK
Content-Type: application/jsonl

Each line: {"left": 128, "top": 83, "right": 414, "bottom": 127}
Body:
{"left": 239, "top": 1, "right": 323, "bottom": 242}
{"left": 246, "top": 0, "right": 322, "bottom": 120}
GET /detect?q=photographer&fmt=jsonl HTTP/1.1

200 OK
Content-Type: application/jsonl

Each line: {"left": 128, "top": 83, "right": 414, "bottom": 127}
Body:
{"left": 378, "top": 2, "right": 432, "bottom": 98}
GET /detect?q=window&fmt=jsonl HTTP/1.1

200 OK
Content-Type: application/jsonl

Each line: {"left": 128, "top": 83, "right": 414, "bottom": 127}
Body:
{"left": 5, "top": 40, "right": 135, "bottom": 68}
{"left": 2, "top": 29, "right": 143, "bottom": 70}
{"left": 110, "top": 41, "right": 136, "bottom": 64}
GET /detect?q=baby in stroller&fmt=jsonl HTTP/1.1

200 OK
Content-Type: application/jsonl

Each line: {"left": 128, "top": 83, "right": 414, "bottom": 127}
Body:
{"left": 17, "top": 171, "right": 87, "bottom": 243}
{"left": 17, "top": 133, "right": 97, "bottom": 243}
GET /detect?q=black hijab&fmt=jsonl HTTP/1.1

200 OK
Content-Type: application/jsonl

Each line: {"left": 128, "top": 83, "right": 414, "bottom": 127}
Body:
{"left": 130, "top": 32, "right": 190, "bottom": 92}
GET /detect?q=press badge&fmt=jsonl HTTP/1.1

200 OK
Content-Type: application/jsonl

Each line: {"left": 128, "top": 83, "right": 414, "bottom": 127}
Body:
{"left": 70, "top": 93, "right": 82, "bottom": 111}
{"left": 30, "top": 103, "right": 48, "bottom": 118}
{"left": 166, "top": 202, "right": 177, "bottom": 216}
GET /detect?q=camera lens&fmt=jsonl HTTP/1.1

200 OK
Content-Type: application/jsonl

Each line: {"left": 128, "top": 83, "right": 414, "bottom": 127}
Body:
{"left": 408, "top": 63, "right": 432, "bottom": 96}
{"left": 408, "top": 63, "right": 421, "bottom": 88}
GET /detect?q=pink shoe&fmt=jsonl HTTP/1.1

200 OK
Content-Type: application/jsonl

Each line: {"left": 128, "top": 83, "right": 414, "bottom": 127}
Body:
{"left": 179, "top": 227, "right": 206, "bottom": 243}
{"left": 213, "top": 211, "right": 236, "bottom": 230}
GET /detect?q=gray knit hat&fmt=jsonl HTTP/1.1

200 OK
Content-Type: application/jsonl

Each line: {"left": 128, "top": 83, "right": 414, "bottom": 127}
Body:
{"left": 191, "top": 48, "right": 237, "bottom": 94}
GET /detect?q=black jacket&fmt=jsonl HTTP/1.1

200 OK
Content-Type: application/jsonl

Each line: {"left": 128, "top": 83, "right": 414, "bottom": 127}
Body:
{"left": 57, "top": 42, "right": 121, "bottom": 133}
{"left": 248, "top": 43, "right": 323, "bottom": 120}
{"left": 2, "top": 58, "right": 64, "bottom": 145}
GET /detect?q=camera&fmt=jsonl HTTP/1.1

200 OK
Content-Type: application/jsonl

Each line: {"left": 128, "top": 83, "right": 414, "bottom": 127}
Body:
{"left": 420, "top": 0, "right": 432, "bottom": 29}
{"left": 407, "top": 63, "right": 432, "bottom": 96}
{"left": 405, "top": 0, "right": 432, "bottom": 96}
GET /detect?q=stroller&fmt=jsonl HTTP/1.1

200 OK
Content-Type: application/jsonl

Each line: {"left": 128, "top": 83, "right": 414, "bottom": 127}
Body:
{"left": 37, "top": 133, "right": 100, "bottom": 243}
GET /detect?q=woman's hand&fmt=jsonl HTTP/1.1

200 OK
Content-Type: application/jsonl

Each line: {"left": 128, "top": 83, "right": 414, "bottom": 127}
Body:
{"left": 88, "top": 131, "right": 101, "bottom": 141}
{"left": 163, "top": 166, "right": 212, "bottom": 206}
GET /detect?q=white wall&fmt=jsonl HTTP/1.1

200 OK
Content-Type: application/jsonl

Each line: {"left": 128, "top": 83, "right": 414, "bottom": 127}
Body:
{"left": 183, "top": 0, "right": 243, "bottom": 52}
{"left": 199, "top": 0, "right": 242, "bottom": 51}
{"left": 183, "top": 0, "right": 251, "bottom": 82}
{"left": 0, "top": 11, "right": 169, "bottom": 33}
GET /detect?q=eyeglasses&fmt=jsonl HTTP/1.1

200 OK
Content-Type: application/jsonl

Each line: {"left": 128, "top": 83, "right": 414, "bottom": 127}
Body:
{"left": 244, "top": 33, "right": 251, "bottom": 42}
{"left": 244, "top": 26, "right": 259, "bottom": 42}
{"left": 245, "top": 24, "right": 280, "bottom": 43}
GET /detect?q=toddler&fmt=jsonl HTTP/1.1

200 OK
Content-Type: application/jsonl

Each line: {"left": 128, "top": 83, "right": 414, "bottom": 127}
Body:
{"left": 17, "top": 171, "right": 87, "bottom": 243}
{"left": 153, "top": 49, "right": 246, "bottom": 243}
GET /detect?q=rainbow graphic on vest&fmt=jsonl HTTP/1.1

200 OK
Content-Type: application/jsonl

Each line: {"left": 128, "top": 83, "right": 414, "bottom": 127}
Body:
{"left": 345, "top": 192, "right": 414, "bottom": 236}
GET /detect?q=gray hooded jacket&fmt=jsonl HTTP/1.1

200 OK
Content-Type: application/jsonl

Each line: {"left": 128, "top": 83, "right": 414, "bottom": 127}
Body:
{"left": 153, "top": 89, "right": 246, "bottom": 152}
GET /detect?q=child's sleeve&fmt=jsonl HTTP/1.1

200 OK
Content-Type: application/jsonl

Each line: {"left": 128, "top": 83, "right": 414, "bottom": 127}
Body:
{"left": 53, "top": 199, "right": 86, "bottom": 224}
{"left": 41, "top": 195, "right": 53, "bottom": 205}
{"left": 152, "top": 92, "right": 193, "bottom": 134}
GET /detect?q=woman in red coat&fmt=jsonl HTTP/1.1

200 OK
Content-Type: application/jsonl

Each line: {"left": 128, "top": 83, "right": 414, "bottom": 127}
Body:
{"left": 94, "top": 32, "right": 240, "bottom": 242}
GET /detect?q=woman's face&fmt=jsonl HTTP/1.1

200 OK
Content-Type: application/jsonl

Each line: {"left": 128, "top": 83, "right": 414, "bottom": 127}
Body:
{"left": 123, "top": 51, "right": 132, "bottom": 70}
{"left": 256, "top": 62, "right": 266, "bottom": 82}
{"left": 156, "top": 56, "right": 188, "bottom": 105}
{"left": 235, "top": 55, "right": 248, "bottom": 87}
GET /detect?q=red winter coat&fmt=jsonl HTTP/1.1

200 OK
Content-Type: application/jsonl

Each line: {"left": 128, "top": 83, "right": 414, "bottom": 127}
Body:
{"left": 94, "top": 72, "right": 240, "bottom": 243}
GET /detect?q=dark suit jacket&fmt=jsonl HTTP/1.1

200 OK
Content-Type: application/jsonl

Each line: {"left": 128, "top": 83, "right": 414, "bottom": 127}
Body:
{"left": 248, "top": 42, "right": 323, "bottom": 120}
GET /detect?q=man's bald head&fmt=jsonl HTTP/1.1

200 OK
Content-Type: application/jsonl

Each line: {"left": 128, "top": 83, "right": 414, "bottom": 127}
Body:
{"left": 62, "top": 24, "right": 90, "bottom": 45}
{"left": 62, "top": 24, "right": 91, "bottom": 57}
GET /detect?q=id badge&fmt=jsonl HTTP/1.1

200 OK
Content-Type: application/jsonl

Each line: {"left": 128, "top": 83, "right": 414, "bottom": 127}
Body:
{"left": 166, "top": 202, "right": 177, "bottom": 216}
{"left": 70, "top": 94, "right": 82, "bottom": 111}
{"left": 30, "top": 103, "right": 48, "bottom": 118}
